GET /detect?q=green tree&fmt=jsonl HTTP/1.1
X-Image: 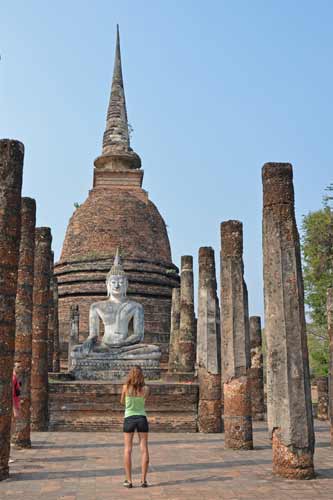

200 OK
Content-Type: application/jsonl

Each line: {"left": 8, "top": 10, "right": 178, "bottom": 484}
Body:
{"left": 302, "top": 184, "right": 333, "bottom": 328}
{"left": 302, "top": 184, "right": 333, "bottom": 378}
{"left": 306, "top": 324, "right": 329, "bottom": 378}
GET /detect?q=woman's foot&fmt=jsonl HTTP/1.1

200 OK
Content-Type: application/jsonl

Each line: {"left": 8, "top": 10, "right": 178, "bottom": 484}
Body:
{"left": 141, "top": 480, "right": 148, "bottom": 488}
{"left": 123, "top": 480, "right": 133, "bottom": 488}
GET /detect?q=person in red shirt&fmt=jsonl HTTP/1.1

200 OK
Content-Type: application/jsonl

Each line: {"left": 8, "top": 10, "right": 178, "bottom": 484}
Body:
{"left": 12, "top": 362, "right": 21, "bottom": 419}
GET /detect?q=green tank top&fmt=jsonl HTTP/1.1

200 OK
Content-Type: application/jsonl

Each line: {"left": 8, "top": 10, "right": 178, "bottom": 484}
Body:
{"left": 125, "top": 394, "right": 146, "bottom": 418}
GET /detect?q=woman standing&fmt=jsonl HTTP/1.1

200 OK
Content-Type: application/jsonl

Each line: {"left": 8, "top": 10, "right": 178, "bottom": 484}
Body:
{"left": 121, "top": 366, "right": 150, "bottom": 488}
{"left": 9, "top": 362, "right": 21, "bottom": 464}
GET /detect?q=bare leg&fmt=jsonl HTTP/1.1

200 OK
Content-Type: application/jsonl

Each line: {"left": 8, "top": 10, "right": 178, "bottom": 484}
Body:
{"left": 138, "top": 432, "right": 149, "bottom": 482}
{"left": 123, "top": 433, "right": 134, "bottom": 483}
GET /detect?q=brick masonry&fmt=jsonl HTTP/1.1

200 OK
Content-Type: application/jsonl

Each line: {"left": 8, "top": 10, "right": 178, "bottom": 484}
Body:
{"left": 47, "top": 252, "right": 55, "bottom": 372}
{"left": 220, "top": 220, "right": 253, "bottom": 450}
{"left": 248, "top": 316, "right": 265, "bottom": 421}
{"left": 31, "top": 228, "right": 52, "bottom": 431}
{"left": 12, "top": 197, "right": 36, "bottom": 449}
{"left": 52, "top": 278, "right": 60, "bottom": 372}
{"left": 48, "top": 379, "right": 198, "bottom": 432}
{"left": 0, "top": 139, "right": 23, "bottom": 481}
{"left": 167, "top": 287, "right": 181, "bottom": 373}
{"left": 177, "top": 256, "right": 196, "bottom": 377}
{"left": 197, "top": 247, "right": 221, "bottom": 433}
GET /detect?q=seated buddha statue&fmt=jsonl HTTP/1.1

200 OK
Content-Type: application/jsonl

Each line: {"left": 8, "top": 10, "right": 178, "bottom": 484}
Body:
{"left": 72, "top": 249, "right": 160, "bottom": 360}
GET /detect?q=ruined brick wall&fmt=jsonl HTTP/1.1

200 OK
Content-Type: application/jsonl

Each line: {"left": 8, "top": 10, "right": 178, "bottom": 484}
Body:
{"left": 49, "top": 381, "right": 198, "bottom": 432}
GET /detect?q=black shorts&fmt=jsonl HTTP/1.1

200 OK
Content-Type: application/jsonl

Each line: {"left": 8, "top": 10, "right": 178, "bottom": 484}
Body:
{"left": 123, "top": 415, "right": 149, "bottom": 433}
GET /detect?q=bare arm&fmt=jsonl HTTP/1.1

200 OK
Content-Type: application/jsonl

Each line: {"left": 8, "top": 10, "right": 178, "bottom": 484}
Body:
{"left": 88, "top": 304, "right": 100, "bottom": 339}
{"left": 121, "top": 304, "right": 144, "bottom": 346}
{"left": 144, "top": 385, "right": 150, "bottom": 400}
{"left": 120, "top": 384, "right": 127, "bottom": 405}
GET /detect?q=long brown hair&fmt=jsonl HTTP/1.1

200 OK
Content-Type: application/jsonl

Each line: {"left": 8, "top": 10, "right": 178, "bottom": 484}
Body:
{"left": 126, "top": 365, "right": 145, "bottom": 396}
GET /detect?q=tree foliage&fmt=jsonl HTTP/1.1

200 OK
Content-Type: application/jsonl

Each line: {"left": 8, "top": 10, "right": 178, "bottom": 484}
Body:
{"left": 306, "top": 324, "right": 329, "bottom": 377}
{"left": 301, "top": 184, "right": 333, "bottom": 378}
{"left": 302, "top": 185, "right": 333, "bottom": 328}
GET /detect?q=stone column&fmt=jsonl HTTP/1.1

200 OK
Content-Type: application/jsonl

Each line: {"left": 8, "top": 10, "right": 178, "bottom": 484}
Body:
{"left": 12, "top": 197, "right": 36, "bottom": 449}
{"left": 68, "top": 305, "right": 79, "bottom": 371}
{"left": 317, "top": 376, "right": 329, "bottom": 421}
{"left": 220, "top": 220, "right": 253, "bottom": 450}
{"left": 0, "top": 139, "right": 23, "bottom": 481}
{"left": 53, "top": 278, "right": 60, "bottom": 372}
{"left": 328, "top": 288, "right": 333, "bottom": 445}
{"left": 47, "top": 252, "right": 54, "bottom": 372}
{"left": 168, "top": 287, "right": 181, "bottom": 373}
{"left": 197, "top": 247, "right": 221, "bottom": 433}
{"left": 248, "top": 316, "right": 265, "bottom": 421}
{"left": 31, "top": 227, "right": 52, "bottom": 431}
{"left": 262, "top": 162, "right": 314, "bottom": 479}
{"left": 177, "top": 256, "right": 196, "bottom": 378}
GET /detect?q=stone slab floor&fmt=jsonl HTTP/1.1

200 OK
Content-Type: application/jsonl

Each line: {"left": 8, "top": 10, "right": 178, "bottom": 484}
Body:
{"left": 2, "top": 421, "right": 333, "bottom": 500}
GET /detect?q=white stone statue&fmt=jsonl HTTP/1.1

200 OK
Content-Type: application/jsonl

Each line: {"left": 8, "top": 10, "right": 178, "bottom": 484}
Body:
{"left": 73, "top": 249, "right": 160, "bottom": 360}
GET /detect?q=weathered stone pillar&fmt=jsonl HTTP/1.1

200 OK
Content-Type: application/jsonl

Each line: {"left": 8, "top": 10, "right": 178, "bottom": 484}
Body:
{"left": 262, "top": 162, "right": 314, "bottom": 479}
{"left": 47, "top": 252, "right": 54, "bottom": 372}
{"left": 248, "top": 316, "right": 265, "bottom": 421}
{"left": 317, "top": 376, "right": 329, "bottom": 421}
{"left": 0, "top": 139, "right": 23, "bottom": 481}
{"left": 197, "top": 247, "right": 221, "bottom": 433}
{"left": 31, "top": 227, "right": 52, "bottom": 431}
{"left": 220, "top": 220, "right": 253, "bottom": 450}
{"left": 168, "top": 287, "right": 180, "bottom": 373}
{"left": 12, "top": 197, "right": 36, "bottom": 449}
{"left": 177, "top": 256, "right": 196, "bottom": 378}
{"left": 53, "top": 278, "right": 60, "bottom": 372}
{"left": 328, "top": 288, "right": 333, "bottom": 445}
{"left": 68, "top": 305, "right": 79, "bottom": 371}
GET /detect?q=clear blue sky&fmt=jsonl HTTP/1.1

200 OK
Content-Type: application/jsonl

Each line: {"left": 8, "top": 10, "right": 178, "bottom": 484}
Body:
{"left": 1, "top": 1, "right": 333, "bottom": 319}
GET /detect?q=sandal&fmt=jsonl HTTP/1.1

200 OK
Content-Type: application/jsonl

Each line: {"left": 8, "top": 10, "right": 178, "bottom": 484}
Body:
{"left": 123, "top": 480, "right": 133, "bottom": 488}
{"left": 141, "top": 481, "right": 148, "bottom": 488}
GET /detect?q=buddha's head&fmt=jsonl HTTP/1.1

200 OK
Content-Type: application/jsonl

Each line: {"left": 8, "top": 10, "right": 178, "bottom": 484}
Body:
{"left": 106, "top": 248, "right": 128, "bottom": 299}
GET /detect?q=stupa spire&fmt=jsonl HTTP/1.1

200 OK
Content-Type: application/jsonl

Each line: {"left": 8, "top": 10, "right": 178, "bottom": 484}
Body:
{"left": 102, "top": 25, "right": 130, "bottom": 154}
{"left": 94, "top": 25, "right": 141, "bottom": 182}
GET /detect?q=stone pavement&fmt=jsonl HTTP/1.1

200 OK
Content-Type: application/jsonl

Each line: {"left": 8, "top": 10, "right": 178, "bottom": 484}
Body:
{"left": 2, "top": 421, "right": 333, "bottom": 499}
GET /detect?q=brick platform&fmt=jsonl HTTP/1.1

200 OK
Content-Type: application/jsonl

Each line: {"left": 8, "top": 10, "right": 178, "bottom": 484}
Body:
{"left": 4, "top": 421, "right": 333, "bottom": 499}
{"left": 49, "top": 380, "right": 198, "bottom": 432}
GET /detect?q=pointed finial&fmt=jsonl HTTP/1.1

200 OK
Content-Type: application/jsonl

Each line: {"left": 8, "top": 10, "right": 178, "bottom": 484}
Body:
{"left": 114, "top": 246, "right": 121, "bottom": 266}
{"left": 107, "top": 247, "right": 125, "bottom": 278}
{"left": 102, "top": 25, "right": 130, "bottom": 154}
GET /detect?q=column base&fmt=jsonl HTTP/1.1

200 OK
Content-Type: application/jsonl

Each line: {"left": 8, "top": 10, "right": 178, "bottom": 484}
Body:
{"left": 223, "top": 377, "right": 253, "bottom": 450}
{"left": 198, "top": 400, "right": 222, "bottom": 433}
{"left": 272, "top": 430, "right": 315, "bottom": 479}
{"left": 0, "top": 467, "right": 9, "bottom": 481}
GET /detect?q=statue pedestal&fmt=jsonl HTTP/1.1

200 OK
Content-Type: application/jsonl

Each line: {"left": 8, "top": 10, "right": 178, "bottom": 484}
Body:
{"left": 71, "top": 351, "right": 161, "bottom": 381}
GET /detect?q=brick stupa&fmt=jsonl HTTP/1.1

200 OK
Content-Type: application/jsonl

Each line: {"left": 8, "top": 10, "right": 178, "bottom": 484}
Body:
{"left": 55, "top": 27, "right": 179, "bottom": 362}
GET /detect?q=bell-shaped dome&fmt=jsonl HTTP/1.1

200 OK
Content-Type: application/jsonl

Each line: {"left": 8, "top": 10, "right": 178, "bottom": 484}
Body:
{"left": 60, "top": 188, "right": 172, "bottom": 265}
